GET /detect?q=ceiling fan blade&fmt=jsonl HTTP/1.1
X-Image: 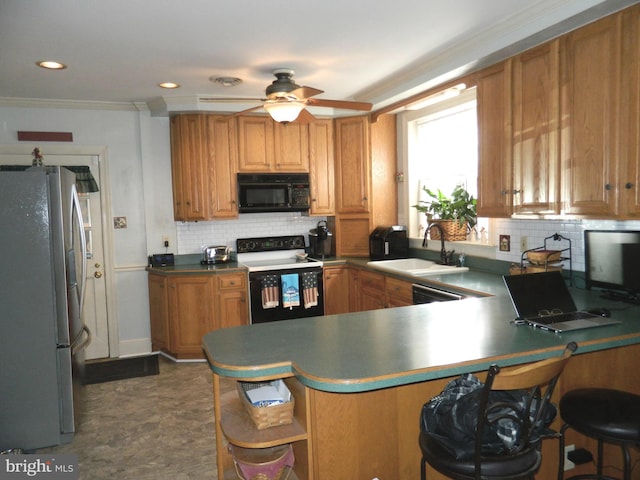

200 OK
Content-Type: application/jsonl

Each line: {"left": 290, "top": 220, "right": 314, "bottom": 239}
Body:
{"left": 226, "top": 105, "right": 264, "bottom": 118}
{"left": 306, "top": 98, "right": 372, "bottom": 111}
{"left": 199, "top": 97, "right": 265, "bottom": 103}
{"left": 294, "top": 108, "right": 316, "bottom": 124}
{"left": 290, "top": 86, "right": 324, "bottom": 99}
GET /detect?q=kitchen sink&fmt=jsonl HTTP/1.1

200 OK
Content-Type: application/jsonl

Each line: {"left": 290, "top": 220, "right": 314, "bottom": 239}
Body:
{"left": 366, "top": 258, "right": 468, "bottom": 276}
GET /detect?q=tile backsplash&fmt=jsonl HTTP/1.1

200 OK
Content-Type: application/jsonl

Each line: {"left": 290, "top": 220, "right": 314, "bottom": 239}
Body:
{"left": 176, "top": 213, "right": 325, "bottom": 254}
{"left": 493, "top": 218, "right": 640, "bottom": 272}
{"left": 177, "top": 214, "right": 640, "bottom": 274}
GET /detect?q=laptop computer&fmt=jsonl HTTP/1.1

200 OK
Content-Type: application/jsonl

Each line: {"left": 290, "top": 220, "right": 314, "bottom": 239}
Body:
{"left": 503, "top": 271, "right": 620, "bottom": 332}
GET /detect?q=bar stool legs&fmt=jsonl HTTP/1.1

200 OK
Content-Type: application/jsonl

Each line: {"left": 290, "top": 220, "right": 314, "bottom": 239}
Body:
{"left": 558, "top": 388, "right": 640, "bottom": 480}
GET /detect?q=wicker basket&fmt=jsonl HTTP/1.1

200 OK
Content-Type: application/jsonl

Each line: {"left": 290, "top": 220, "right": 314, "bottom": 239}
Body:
{"left": 526, "top": 250, "right": 562, "bottom": 265}
{"left": 428, "top": 220, "right": 468, "bottom": 241}
{"left": 237, "top": 381, "right": 294, "bottom": 430}
{"left": 231, "top": 444, "right": 294, "bottom": 480}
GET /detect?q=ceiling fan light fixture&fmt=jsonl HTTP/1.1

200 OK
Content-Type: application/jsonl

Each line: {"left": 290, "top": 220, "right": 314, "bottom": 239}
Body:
{"left": 263, "top": 100, "right": 305, "bottom": 123}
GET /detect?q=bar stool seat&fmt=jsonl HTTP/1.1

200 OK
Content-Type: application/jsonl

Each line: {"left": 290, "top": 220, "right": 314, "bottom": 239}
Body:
{"left": 559, "top": 388, "right": 640, "bottom": 480}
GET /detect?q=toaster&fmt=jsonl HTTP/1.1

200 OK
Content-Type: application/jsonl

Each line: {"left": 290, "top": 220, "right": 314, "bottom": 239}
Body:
{"left": 202, "top": 246, "right": 231, "bottom": 264}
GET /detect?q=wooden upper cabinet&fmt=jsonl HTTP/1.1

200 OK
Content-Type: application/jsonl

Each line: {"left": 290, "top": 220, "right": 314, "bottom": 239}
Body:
{"left": 308, "top": 119, "right": 335, "bottom": 216}
{"left": 206, "top": 116, "right": 238, "bottom": 218}
{"left": 512, "top": 40, "right": 561, "bottom": 215}
{"left": 237, "top": 116, "right": 309, "bottom": 172}
{"left": 274, "top": 122, "right": 309, "bottom": 171}
{"left": 476, "top": 60, "right": 513, "bottom": 218}
{"left": 620, "top": 5, "right": 640, "bottom": 218}
{"left": 561, "top": 13, "right": 621, "bottom": 217}
{"left": 237, "top": 116, "right": 275, "bottom": 172}
{"left": 170, "top": 114, "right": 211, "bottom": 221}
{"left": 335, "top": 116, "right": 371, "bottom": 213}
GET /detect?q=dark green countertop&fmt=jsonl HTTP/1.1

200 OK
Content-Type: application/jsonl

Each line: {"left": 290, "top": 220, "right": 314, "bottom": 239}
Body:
{"left": 146, "top": 261, "right": 246, "bottom": 275}
{"left": 202, "top": 269, "right": 640, "bottom": 392}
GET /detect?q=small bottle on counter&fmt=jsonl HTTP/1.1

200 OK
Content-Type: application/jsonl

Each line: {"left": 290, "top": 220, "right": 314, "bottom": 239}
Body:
{"left": 457, "top": 252, "right": 466, "bottom": 267}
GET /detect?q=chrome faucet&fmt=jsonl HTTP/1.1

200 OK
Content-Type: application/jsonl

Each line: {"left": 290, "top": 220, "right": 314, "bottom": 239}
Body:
{"left": 423, "top": 223, "right": 456, "bottom": 266}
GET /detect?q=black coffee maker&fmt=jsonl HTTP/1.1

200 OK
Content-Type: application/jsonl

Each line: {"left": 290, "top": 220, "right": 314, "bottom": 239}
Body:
{"left": 308, "top": 220, "right": 333, "bottom": 259}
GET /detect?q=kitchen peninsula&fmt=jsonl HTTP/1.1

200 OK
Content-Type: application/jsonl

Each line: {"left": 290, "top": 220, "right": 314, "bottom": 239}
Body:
{"left": 203, "top": 274, "right": 640, "bottom": 480}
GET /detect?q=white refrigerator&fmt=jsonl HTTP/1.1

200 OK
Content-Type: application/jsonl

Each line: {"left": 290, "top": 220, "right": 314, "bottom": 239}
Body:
{"left": 0, "top": 166, "right": 90, "bottom": 451}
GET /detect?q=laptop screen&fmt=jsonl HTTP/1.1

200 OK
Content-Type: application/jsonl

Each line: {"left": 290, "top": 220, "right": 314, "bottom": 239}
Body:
{"left": 503, "top": 271, "right": 577, "bottom": 319}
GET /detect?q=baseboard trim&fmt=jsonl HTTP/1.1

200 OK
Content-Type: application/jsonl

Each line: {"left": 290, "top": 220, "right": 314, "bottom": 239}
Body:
{"left": 84, "top": 353, "right": 159, "bottom": 384}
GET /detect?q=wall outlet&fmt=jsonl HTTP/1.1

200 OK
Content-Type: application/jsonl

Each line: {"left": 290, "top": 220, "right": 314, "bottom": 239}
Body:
{"left": 162, "top": 235, "right": 169, "bottom": 248}
{"left": 520, "top": 236, "right": 528, "bottom": 251}
{"left": 564, "top": 444, "right": 576, "bottom": 471}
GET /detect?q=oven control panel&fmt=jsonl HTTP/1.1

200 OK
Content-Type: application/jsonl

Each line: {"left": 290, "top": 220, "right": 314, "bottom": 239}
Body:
{"left": 237, "top": 235, "right": 306, "bottom": 253}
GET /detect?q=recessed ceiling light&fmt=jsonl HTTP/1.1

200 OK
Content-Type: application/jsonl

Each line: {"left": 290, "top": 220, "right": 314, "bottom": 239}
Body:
{"left": 36, "top": 60, "right": 67, "bottom": 70}
{"left": 159, "top": 82, "right": 180, "bottom": 89}
{"left": 211, "top": 76, "right": 242, "bottom": 87}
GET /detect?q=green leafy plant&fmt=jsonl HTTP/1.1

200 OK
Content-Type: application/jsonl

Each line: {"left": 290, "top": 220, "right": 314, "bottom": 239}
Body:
{"left": 413, "top": 185, "right": 477, "bottom": 228}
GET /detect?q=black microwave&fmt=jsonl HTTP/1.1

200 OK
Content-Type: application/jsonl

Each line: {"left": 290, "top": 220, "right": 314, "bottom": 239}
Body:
{"left": 238, "top": 173, "right": 310, "bottom": 213}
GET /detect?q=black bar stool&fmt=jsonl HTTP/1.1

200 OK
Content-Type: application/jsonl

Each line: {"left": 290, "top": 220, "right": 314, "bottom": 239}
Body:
{"left": 558, "top": 388, "right": 640, "bottom": 480}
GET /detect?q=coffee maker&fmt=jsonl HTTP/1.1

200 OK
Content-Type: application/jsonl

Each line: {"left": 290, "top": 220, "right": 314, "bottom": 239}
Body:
{"left": 308, "top": 220, "right": 333, "bottom": 259}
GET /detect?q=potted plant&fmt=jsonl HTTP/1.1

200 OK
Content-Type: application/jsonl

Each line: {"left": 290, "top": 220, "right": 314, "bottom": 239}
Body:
{"left": 413, "top": 185, "right": 477, "bottom": 241}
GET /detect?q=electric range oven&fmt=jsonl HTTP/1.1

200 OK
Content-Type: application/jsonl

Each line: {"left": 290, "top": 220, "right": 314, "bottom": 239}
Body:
{"left": 237, "top": 235, "right": 324, "bottom": 323}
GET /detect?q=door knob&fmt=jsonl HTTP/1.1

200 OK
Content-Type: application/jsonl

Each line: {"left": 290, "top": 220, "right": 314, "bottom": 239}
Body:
{"left": 95, "top": 263, "right": 101, "bottom": 268}
{"left": 94, "top": 271, "right": 103, "bottom": 278}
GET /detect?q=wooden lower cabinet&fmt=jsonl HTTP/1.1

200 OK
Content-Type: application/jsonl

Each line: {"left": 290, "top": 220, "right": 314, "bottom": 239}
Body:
{"left": 341, "top": 265, "right": 413, "bottom": 312}
{"left": 323, "top": 265, "right": 350, "bottom": 315}
{"left": 385, "top": 276, "right": 414, "bottom": 307}
{"left": 212, "top": 344, "right": 640, "bottom": 479}
{"left": 148, "top": 271, "right": 248, "bottom": 359}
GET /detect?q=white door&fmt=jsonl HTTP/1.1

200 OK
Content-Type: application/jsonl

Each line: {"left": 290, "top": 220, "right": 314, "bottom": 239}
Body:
{"left": 0, "top": 152, "right": 110, "bottom": 359}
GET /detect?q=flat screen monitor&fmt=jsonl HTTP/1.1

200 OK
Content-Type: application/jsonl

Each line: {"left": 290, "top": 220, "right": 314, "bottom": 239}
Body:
{"left": 584, "top": 230, "right": 640, "bottom": 302}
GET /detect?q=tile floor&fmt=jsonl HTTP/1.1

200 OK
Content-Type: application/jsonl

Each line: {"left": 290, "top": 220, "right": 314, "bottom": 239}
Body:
{"left": 40, "top": 357, "right": 223, "bottom": 479}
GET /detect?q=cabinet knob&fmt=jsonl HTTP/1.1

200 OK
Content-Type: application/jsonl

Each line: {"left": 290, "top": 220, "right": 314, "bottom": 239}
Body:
{"left": 512, "top": 189, "right": 521, "bottom": 195}
{"left": 229, "top": 281, "right": 236, "bottom": 286}
{"left": 500, "top": 190, "right": 509, "bottom": 196}
{"left": 605, "top": 183, "right": 613, "bottom": 190}
{"left": 625, "top": 182, "right": 634, "bottom": 189}
{"left": 363, "top": 196, "right": 368, "bottom": 201}
{"left": 312, "top": 198, "right": 317, "bottom": 202}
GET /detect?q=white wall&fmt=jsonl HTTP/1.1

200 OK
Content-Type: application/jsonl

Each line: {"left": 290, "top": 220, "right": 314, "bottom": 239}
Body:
{"left": 0, "top": 102, "right": 160, "bottom": 357}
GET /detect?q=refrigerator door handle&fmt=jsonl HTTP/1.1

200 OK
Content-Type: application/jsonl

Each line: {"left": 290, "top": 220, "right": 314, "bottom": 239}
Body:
{"left": 71, "top": 324, "right": 92, "bottom": 355}
{"left": 71, "top": 184, "right": 87, "bottom": 316}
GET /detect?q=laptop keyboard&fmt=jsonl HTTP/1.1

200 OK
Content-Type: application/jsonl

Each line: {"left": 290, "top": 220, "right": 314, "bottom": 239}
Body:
{"left": 534, "top": 311, "right": 595, "bottom": 325}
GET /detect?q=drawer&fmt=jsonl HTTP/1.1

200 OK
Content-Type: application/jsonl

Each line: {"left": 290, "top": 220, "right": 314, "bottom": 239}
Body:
{"left": 217, "top": 272, "right": 247, "bottom": 290}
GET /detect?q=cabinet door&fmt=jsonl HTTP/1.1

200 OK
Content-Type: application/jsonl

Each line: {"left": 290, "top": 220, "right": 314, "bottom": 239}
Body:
{"left": 169, "top": 275, "right": 215, "bottom": 357}
{"left": 476, "top": 61, "right": 513, "bottom": 217}
{"left": 335, "top": 116, "right": 371, "bottom": 213}
{"left": 561, "top": 14, "right": 621, "bottom": 216}
{"left": 512, "top": 41, "right": 561, "bottom": 215}
{"left": 621, "top": 5, "right": 640, "bottom": 218}
{"left": 237, "top": 116, "right": 275, "bottom": 172}
{"left": 335, "top": 215, "right": 371, "bottom": 257}
{"left": 385, "top": 276, "right": 413, "bottom": 308}
{"left": 170, "top": 115, "right": 210, "bottom": 220}
{"left": 207, "top": 116, "right": 239, "bottom": 218}
{"left": 308, "top": 119, "right": 335, "bottom": 216}
{"left": 216, "top": 272, "right": 249, "bottom": 329}
{"left": 273, "top": 122, "right": 309, "bottom": 171}
{"left": 148, "top": 274, "right": 170, "bottom": 352}
{"left": 358, "top": 269, "right": 385, "bottom": 311}
{"left": 323, "top": 266, "right": 349, "bottom": 315}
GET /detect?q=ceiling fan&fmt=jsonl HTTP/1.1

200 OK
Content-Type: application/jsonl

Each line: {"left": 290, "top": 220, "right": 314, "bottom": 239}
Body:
{"left": 206, "top": 69, "right": 373, "bottom": 123}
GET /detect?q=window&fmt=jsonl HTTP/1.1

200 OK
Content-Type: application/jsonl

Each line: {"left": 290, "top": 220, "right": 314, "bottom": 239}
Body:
{"left": 398, "top": 87, "right": 489, "bottom": 242}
